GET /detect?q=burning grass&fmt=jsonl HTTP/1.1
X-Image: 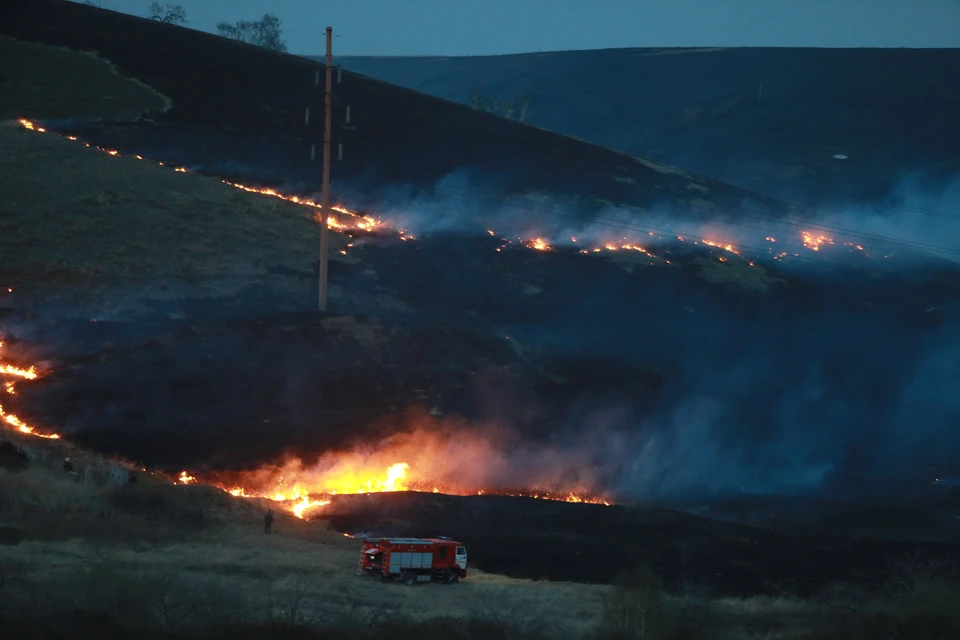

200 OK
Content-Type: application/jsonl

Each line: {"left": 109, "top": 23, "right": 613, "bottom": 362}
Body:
{"left": 0, "top": 36, "right": 171, "bottom": 121}
{"left": 184, "top": 416, "right": 614, "bottom": 520}
{"left": 0, "top": 433, "right": 607, "bottom": 638}
{"left": 3, "top": 433, "right": 959, "bottom": 639}
{"left": 0, "top": 122, "right": 353, "bottom": 318}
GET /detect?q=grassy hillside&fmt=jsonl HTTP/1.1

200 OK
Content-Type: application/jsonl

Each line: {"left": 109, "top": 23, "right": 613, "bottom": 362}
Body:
{"left": 5, "top": 431, "right": 960, "bottom": 640}
{"left": 3, "top": 12, "right": 960, "bottom": 640}
{"left": 0, "top": 0, "right": 790, "bottom": 224}
{"left": 337, "top": 47, "right": 960, "bottom": 206}
{"left": 0, "top": 119, "right": 352, "bottom": 321}
{"left": 0, "top": 431, "right": 607, "bottom": 639}
{"left": 0, "top": 35, "right": 170, "bottom": 121}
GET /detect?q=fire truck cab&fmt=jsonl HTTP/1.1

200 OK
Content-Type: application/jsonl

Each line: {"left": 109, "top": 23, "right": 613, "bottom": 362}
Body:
{"left": 357, "top": 537, "right": 468, "bottom": 585}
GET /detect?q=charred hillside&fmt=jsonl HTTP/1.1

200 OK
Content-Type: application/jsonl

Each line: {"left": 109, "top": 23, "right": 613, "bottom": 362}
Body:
{"left": 4, "top": 2, "right": 960, "bottom": 564}
{"left": 323, "top": 491, "right": 960, "bottom": 593}
{"left": 12, "top": 228, "right": 960, "bottom": 502}
{"left": 337, "top": 47, "right": 960, "bottom": 206}
{"left": 2, "top": 0, "right": 784, "bottom": 222}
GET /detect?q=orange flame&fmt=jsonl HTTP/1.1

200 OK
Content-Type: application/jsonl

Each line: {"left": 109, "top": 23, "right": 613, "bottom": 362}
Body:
{"left": 0, "top": 363, "right": 38, "bottom": 379}
{"left": 0, "top": 338, "right": 59, "bottom": 439}
{"left": 15, "top": 119, "right": 386, "bottom": 237}
{"left": 223, "top": 181, "right": 382, "bottom": 233}
{"left": 0, "top": 404, "right": 60, "bottom": 439}
{"left": 700, "top": 239, "right": 741, "bottom": 256}
{"left": 801, "top": 231, "right": 833, "bottom": 251}
{"left": 195, "top": 426, "right": 612, "bottom": 519}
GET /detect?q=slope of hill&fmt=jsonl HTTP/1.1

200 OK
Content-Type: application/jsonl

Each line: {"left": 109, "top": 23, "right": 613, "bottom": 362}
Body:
{"left": 336, "top": 47, "right": 960, "bottom": 206}
{"left": 4, "top": 430, "right": 960, "bottom": 640}
{"left": 0, "top": 0, "right": 790, "bottom": 231}
{"left": 3, "top": 8, "right": 960, "bottom": 635}
{"left": 0, "top": 431, "right": 609, "bottom": 640}
{"left": 2, "top": 23, "right": 959, "bottom": 524}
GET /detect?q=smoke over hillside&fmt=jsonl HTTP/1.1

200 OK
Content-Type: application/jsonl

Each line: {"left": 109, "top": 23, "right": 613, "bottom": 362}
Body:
{"left": 5, "top": 157, "right": 952, "bottom": 508}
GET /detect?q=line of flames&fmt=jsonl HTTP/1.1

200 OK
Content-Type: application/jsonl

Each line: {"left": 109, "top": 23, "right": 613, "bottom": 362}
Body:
{"left": 0, "top": 338, "right": 59, "bottom": 439}
{"left": 4, "top": 334, "right": 610, "bottom": 517}
{"left": 16, "top": 119, "right": 380, "bottom": 235}
{"left": 1, "top": 344, "right": 612, "bottom": 517}
{"left": 175, "top": 462, "right": 611, "bottom": 519}
{"left": 15, "top": 118, "right": 845, "bottom": 264}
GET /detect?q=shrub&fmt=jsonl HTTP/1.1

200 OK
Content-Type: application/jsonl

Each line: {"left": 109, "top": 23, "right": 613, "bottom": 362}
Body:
{"left": 147, "top": 2, "right": 187, "bottom": 25}
{"left": 597, "top": 562, "right": 672, "bottom": 639}
{"left": 216, "top": 14, "right": 287, "bottom": 52}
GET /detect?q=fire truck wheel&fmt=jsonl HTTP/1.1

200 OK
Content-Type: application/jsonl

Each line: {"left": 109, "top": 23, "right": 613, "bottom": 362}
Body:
{"left": 401, "top": 571, "right": 416, "bottom": 586}
{"left": 445, "top": 570, "right": 460, "bottom": 584}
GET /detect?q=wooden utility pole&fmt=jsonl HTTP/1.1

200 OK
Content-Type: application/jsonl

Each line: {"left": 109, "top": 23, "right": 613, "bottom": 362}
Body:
{"left": 318, "top": 26, "right": 333, "bottom": 312}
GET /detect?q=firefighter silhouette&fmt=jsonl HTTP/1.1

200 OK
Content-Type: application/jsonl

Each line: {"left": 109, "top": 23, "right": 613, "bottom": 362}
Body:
{"left": 264, "top": 508, "right": 274, "bottom": 534}
{"left": 62, "top": 457, "right": 73, "bottom": 472}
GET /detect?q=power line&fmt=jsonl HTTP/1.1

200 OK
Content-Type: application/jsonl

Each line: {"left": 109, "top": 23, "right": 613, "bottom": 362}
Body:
{"left": 334, "top": 33, "right": 437, "bottom": 56}
{"left": 182, "top": 19, "right": 439, "bottom": 56}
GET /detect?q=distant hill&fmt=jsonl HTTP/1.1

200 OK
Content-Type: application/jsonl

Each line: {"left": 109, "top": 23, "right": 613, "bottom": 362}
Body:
{"left": 1, "top": 1, "right": 789, "bottom": 233}
{"left": 336, "top": 47, "right": 960, "bottom": 207}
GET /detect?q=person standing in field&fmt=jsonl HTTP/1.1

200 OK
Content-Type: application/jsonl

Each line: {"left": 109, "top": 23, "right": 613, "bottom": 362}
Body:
{"left": 264, "top": 508, "right": 274, "bottom": 534}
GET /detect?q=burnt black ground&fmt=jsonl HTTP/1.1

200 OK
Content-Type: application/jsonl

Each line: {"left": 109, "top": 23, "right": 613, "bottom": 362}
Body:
{"left": 324, "top": 491, "right": 960, "bottom": 595}
{"left": 12, "top": 232, "right": 960, "bottom": 497}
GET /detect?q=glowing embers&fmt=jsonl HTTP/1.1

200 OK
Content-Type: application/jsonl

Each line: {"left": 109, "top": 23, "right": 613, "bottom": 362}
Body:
{"left": 801, "top": 231, "right": 833, "bottom": 252}
{"left": 526, "top": 237, "right": 551, "bottom": 251}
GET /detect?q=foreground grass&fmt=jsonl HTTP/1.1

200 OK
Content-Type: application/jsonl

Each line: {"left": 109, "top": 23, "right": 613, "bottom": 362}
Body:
{"left": 0, "top": 432, "right": 605, "bottom": 638}
{"left": 0, "top": 36, "right": 171, "bottom": 121}
{"left": 4, "top": 430, "right": 960, "bottom": 639}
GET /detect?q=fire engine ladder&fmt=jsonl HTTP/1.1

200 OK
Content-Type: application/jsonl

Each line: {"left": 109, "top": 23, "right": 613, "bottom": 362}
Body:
{"left": 355, "top": 554, "right": 364, "bottom": 576}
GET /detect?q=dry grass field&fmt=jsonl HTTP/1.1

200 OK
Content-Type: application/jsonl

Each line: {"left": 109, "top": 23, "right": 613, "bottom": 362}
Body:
{"left": 0, "top": 430, "right": 608, "bottom": 638}
{"left": 5, "top": 429, "right": 960, "bottom": 639}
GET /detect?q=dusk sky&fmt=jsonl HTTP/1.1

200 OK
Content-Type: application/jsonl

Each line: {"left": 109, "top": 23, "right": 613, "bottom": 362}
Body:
{"left": 98, "top": 0, "right": 960, "bottom": 55}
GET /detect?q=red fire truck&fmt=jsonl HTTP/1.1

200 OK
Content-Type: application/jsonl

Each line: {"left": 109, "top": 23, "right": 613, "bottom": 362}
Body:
{"left": 356, "top": 537, "right": 468, "bottom": 585}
